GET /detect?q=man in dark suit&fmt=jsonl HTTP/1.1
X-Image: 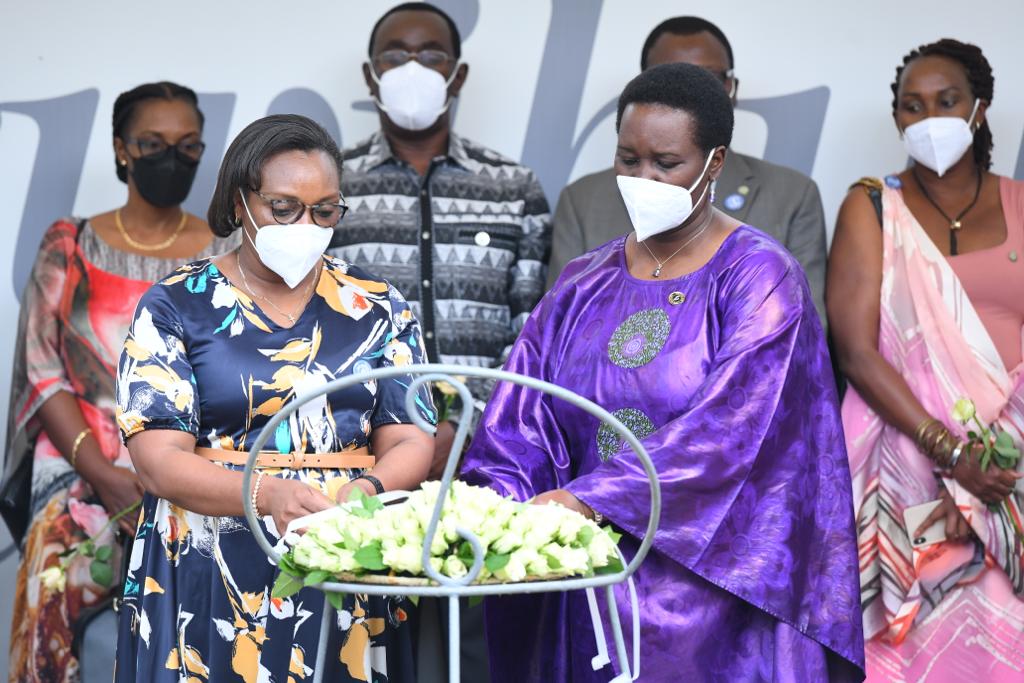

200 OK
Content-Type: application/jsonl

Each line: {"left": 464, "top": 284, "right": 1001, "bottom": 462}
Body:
{"left": 547, "top": 16, "right": 827, "bottom": 322}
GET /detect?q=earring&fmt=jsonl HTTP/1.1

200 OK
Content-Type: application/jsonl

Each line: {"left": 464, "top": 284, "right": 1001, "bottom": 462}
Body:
{"left": 119, "top": 159, "right": 127, "bottom": 166}
{"left": 233, "top": 215, "right": 242, "bottom": 227}
{"left": 710, "top": 180, "right": 717, "bottom": 204}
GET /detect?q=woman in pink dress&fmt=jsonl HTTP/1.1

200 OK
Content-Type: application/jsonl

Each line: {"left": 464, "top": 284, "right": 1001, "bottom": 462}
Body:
{"left": 829, "top": 39, "right": 1024, "bottom": 681}
{"left": 4, "top": 81, "right": 237, "bottom": 682}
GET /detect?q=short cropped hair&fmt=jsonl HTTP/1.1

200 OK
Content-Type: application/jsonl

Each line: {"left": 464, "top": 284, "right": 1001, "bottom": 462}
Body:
{"left": 367, "top": 2, "right": 462, "bottom": 60}
{"left": 640, "top": 16, "right": 734, "bottom": 72}
{"left": 207, "top": 114, "right": 344, "bottom": 237}
{"left": 616, "top": 62, "right": 734, "bottom": 153}
{"left": 112, "top": 81, "right": 203, "bottom": 182}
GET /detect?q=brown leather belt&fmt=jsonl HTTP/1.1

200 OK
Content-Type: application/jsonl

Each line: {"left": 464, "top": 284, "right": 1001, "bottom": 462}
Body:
{"left": 195, "top": 447, "right": 375, "bottom": 470}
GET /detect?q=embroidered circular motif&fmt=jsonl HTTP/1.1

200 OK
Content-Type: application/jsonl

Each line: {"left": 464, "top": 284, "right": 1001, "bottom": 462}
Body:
{"left": 597, "top": 408, "right": 656, "bottom": 461}
{"left": 607, "top": 308, "right": 671, "bottom": 368}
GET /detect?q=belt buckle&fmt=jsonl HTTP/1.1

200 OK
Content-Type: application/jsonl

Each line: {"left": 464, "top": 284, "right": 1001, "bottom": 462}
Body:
{"left": 289, "top": 452, "right": 306, "bottom": 470}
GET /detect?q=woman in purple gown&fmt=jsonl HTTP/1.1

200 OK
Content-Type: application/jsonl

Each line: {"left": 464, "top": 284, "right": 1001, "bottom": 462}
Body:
{"left": 460, "top": 63, "right": 865, "bottom": 682}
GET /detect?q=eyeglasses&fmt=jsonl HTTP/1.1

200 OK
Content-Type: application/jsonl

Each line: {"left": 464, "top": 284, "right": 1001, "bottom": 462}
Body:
{"left": 705, "top": 68, "right": 735, "bottom": 85}
{"left": 252, "top": 189, "right": 349, "bottom": 228}
{"left": 124, "top": 136, "right": 206, "bottom": 161}
{"left": 373, "top": 49, "right": 453, "bottom": 71}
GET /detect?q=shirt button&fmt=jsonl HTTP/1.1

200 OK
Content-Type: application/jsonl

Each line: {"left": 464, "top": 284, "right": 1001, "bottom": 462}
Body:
{"left": 425, "top": 331, "right": 434, "bottom": 339}
{"left": 422, "top": 279, "right": 431, "bottom": 288}
{"left": 422, "top": 231, "right": 431, "bottom": 240}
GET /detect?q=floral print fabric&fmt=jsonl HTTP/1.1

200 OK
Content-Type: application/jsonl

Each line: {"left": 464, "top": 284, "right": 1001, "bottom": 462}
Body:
{"left": 114, "top": 255, "right": 433, "bottom": 683}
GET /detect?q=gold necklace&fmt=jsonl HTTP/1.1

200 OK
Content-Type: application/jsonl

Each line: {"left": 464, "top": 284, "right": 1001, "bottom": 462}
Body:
{"left": 640, "top": 210, "right": 714, "bottom": 277}
{"left": 115, "top": 209, "right": 188, "bottom": 251}
{"left": 235, "top": 252, "right": 316, "bottom": 325}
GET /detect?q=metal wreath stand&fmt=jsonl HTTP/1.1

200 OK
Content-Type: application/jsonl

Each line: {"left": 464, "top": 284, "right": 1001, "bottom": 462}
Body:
{"left": 240, "top": 363, "right": 662, "bottom": 683}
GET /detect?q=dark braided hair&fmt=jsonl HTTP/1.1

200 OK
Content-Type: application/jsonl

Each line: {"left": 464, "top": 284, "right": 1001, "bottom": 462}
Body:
{"left": 112, "top": 81, "right": 204, "bottom": 182}
{"left": 891, "top": 39, "right": 994, "bottom": 170}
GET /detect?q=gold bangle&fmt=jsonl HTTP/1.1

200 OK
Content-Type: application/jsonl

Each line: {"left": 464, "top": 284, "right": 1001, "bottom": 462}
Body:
{"left": 70, "top": 427, "right": 93, "bottom": 468}
{"left": 913, "top": 418, "right": 940, "bottom": 447}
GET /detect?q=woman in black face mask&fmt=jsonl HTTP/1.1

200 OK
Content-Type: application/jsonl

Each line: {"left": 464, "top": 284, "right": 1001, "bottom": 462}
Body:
{"left": 3, "top": 81, "right": 238, "bottom": 682}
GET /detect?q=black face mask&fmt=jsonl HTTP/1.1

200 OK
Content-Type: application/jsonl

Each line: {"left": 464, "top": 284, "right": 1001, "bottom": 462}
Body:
{"left": 129, "top": 147, "right": 199, "bottom": 208}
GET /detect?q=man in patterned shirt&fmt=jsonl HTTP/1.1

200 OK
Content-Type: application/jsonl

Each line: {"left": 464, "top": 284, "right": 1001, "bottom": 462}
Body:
{"left": 329, "top": 2, "right": 551, "bottom": 476}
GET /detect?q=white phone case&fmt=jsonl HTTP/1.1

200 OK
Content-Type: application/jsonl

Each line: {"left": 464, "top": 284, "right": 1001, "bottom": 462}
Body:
{"left": 903, "top": 500, "right": 945, "bottom": 548}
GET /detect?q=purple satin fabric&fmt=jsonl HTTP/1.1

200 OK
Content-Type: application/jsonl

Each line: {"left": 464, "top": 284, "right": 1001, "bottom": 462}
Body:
{"left": 461, "top": 228, "right": 865, "bottom": 682}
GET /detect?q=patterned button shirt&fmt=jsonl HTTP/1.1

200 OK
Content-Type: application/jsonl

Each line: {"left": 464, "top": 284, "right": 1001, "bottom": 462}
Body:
{"left": 328, "top": 132, "right": 551, "bottom": 377}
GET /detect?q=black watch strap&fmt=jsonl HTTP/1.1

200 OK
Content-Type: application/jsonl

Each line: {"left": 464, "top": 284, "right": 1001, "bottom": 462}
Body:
{"left": 357, "top": 474, "right": 385, "bottom": 495}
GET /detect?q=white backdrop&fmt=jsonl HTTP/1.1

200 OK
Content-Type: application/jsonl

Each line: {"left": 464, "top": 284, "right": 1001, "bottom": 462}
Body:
{"left": 2, "top": 0, "right": 1023, "bottom": 674}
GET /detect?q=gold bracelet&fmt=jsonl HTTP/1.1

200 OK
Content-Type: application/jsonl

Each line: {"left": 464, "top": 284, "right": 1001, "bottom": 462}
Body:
{"left": 913, "top": 418, "right": 940, "bottom": 448}
{"left": 70, "top": 428, "right": 93, "bottom": 469}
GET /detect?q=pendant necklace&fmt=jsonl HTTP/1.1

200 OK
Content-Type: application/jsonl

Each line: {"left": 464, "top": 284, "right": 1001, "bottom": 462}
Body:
{"left": 911, "top": 167, "right": 982, "bottom": 256}
{"left": 236, "top": 252, "right": 315, "bottom": 324}
{"left": 640, "top": 210, "right": 714, "bottom": 278}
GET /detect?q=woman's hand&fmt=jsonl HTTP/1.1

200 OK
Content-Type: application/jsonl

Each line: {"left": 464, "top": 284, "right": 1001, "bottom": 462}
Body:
{"left": 532, "top": 489, "right": 593, "bottom": 519}
{"left": 260, "top": 477, "right": 335, "bottom": 535}
{"left": 916, "top": 488, "right": 972, "bottom": 543}
{"left": 334, "top": 477, "right": 379, "bottom": 506}
{"left": 89, "top": 464, "right": 145, "bottom": 535}
{"left": 952, "top": 443, "right": 1021, "bottom": 505}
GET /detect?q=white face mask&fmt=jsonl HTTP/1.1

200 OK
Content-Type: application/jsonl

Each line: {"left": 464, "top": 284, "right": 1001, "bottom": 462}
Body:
{"left": 616, "top": 151, "right": 715, "bottom": 242}
{"left": 239, "top": 191, "right": 332, "bottom": 288}
{"left": 371, "top": 60, "right": 458, "bottom": 131}
{"left": 901, "top": 99, "right": 980, "bottom": 177}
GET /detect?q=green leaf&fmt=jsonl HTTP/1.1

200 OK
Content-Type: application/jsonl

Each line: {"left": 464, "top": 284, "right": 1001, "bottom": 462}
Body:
{"left": 544, "top": 553, "right": 562, "bottom": 570}
{"left": 354, "top": 543, "right": 386, "bottom": 571}
{"left": 967, "top": 431, "right": 978, "bottom": 441}
{"left": 272, "top": 571, "right": 305, "bottom": 599}
{"left": 458, "top": 541, "right": 475, "bottom": 563}
{"left": 95, "top": 545, "right": 113, "bottom": 562}
{"left": 576, "top": 526, "right": 595, "bottom": 547}
{"left": 605, "top": 529, "right": 623, "bottom": 545}
{"left": 304, "top": 570, "right": 333, "bottom": 587}
{"left": 468, "top": 595, "right": 484, "bottom": 608}
{"left": 348, "top": 507, "right": 373, "bottom": 520}
{"left": 89, "top": 559, "right": 114, "bottom": 587}
{"left": 484, "top": 553, "right": 510, "bottom": 572}
{"left": 364, "top": 495, "right": 384, "bottom": 513}
{"left": 594, "top": 556, "right": 625, "bottom": 575}
{"left": 407, "top": 595, "right": 420, "bottom": 607}
{"left": 995, "top": 430, "right": 1014, "bottom": 448}
{"left": 980, "top": 450, "right": 993, "bottom": 471}
{"left": 326, "top": 591, "right": 347, "bottom": 611}
{"left": 81, "top": 541, "right": 95, "bottom": 558}
{"left": 346, "top": 487, "right": 367, "bottom": 504}
{"left": 277, "top": 552, "right": 299, "bottom": 575}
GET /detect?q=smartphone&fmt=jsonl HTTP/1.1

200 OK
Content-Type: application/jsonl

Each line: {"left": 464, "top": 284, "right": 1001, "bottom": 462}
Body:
{"left": 903, "top": 500, "right": 946, "bottom": 548}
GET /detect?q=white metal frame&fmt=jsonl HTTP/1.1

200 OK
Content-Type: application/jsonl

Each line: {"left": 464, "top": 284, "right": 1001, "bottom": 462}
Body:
{"left": 240, "top": 364, "right": 661, "bottom": 683}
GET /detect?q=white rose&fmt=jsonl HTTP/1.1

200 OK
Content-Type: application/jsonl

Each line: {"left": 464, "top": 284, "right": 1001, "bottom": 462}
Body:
{"left": 495, "top": 554, "right": 527, "bottom": 583}
{"left": 39, "top": 566, "right": 66, "bottom": 592}
{"left": 492, "top": 530, "right": 524, "bottom": 555}
{"left": 443, "top": 555, "right": 468, "bottom": 579}
{"left": 382, "top": 544, "right": 423, "bottom": 575}
{"left": 310, "top": 523, "right": 344, "bottom": 547}
{"left": 555, "top": 511, "right": 587, "bottom": 545}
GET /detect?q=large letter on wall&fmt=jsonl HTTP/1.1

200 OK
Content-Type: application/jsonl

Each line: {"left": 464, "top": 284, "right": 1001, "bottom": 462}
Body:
{"left": 182, "top": 93, "right": 237, "bottom": 219}
{"left": 737, "top": 88, "right": 830, "bottom": 177}
{"left": 2, "top": 90, "right": 99, "bottom": 297}
{"left": 521, "top": 0, "right": 605, "bottom": 202}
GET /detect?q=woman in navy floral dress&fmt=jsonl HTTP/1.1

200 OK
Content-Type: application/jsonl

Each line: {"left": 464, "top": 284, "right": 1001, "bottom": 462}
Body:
{"left": 114, "top": 114, "right": 435, "bottom": 682}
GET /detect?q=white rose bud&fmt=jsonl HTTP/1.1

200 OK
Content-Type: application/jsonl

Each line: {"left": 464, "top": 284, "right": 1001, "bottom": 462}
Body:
{"left": 39, "top": 566, "right": 66, "bottom": 592}
{"left": 951, "top": 398, "right": 976, "bottom": 425}
{"left": 496, "top": 554, "right": 528, "bottom": 583}
{"left": 443, "top": 555, "right": 469, "bottom": 579}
